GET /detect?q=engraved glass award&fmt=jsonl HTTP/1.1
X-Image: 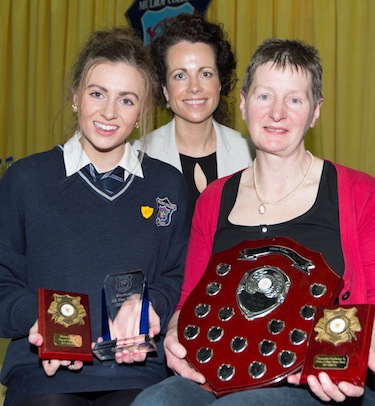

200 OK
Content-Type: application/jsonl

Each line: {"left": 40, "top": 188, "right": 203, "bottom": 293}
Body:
{"left": 93, "top": 269, "right": 157, "bottom": 361}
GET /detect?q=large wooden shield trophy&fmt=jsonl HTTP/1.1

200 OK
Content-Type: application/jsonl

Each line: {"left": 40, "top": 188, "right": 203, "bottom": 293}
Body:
{"left": 178, "top": 237, "right": 343, "bottom": 396}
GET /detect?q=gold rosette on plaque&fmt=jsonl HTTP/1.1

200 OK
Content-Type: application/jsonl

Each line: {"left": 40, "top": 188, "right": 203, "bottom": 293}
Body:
{"left": 314, "top": 307, "right": 361, "bottom": 346}
{"left": 48, "top": 293, "right": 87, "bottom": 328}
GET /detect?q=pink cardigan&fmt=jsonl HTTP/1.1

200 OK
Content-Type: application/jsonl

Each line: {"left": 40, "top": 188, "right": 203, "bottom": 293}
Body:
{"left": 177, "top": 163, "right": 375, "bottom": 308}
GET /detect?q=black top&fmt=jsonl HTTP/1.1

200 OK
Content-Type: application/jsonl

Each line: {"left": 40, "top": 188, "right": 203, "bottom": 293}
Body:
{"left": 213, "top": 161, "right": 344, "bottom": 276}
{"left": 180, "top": 152, "right": 218, "bottom": 210}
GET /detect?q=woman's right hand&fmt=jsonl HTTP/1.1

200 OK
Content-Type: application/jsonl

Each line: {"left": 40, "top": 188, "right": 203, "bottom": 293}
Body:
{"left": 164, "top": 311, "right": 206, "bottom": 384}
{"left": 28, "top": 320, "right": 83, "bottom": 376}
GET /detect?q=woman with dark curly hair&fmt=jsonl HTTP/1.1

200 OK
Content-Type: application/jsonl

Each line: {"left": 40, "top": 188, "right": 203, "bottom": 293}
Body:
{"left": 133, "top": 13, "right": 252, "bottom": 210}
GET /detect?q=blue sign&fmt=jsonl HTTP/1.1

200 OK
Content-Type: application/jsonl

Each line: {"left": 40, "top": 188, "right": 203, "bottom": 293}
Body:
{"left": 125, "top": 0, "right": 211, "bottom": 45}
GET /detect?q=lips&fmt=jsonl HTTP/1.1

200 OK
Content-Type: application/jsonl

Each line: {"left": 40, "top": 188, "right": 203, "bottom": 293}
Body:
{"left": 94, "top": 121, "right": 118, "bottom": 131}
{"left": 184, "top": 99, "right": 206, "bottom": 105}
{"left": 265, "top": 126, "right": 287, "bottom": 134}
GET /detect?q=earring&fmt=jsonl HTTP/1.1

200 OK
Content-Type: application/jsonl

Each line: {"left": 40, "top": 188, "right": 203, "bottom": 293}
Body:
{"left": 166, "top": 102, "right": 170, "bottom": 109}
{"left": 71, "top": 104, "right": 78, "bottom": 113}
{"left": 135, "top": 121, "right": 140, "bottom": 129}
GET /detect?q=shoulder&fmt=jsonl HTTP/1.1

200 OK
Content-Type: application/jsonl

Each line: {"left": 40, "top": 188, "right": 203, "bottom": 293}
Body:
{"left": 149, "top": 120, "right": 174, "bottom": 137}
{"left": 213, "top": 121, "right": 253, "bottom": 162}
{"left": 133, "top": 121, "right": 174, "bottom": 148}
{"left": 333, "top": 162, "right": 375, "bottom": 214}
{"left": 141, "top": 154, "right": 184, "bottom": 184}
{"left": 0, "top": 148, "right": 63, "bottom": 195}
{"left": 333, "top": 162, "right": 375, "bottom": 189}
{"left": 4, "top": 148, "right": 61, "bottom": 177}
{"left": 213, "top": 121, "right": 248, "bottom": 143}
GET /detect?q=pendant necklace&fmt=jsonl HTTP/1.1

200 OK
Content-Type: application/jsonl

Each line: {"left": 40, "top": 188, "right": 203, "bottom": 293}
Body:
{"left": 253, "top": 151, "right": 314, "bottom": 215}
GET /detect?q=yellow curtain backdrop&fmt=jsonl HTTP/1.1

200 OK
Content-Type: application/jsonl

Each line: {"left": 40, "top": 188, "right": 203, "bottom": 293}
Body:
{"left": 0, "top": 0, "right": 374, "bottom": 175}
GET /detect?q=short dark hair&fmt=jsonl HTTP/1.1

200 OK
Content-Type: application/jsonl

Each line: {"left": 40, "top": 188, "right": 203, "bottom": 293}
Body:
{"left": 242, "top": 38, "right": 323, "bottom": 106}
{"left": 151, "top": 13, "right": 237, "bottom": 126}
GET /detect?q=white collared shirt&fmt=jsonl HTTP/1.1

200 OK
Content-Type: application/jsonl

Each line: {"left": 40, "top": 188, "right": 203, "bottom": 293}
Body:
{"left": 63, "top": 132, "right": 144, "bottom": 179}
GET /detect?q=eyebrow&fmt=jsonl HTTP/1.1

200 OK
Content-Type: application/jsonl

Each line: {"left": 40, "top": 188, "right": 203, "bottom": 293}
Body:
{"left": 169, "top": 66, "right": 217, "bottom": 74}
{"left": 87, "top": 84, "right": 139, "bottom": 100}
{"left": 253, "top": 85, "right": 307, "bottom": 94}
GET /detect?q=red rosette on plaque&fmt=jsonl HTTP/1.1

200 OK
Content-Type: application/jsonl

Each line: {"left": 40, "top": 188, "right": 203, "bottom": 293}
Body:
{"left": 38, "top": 288, "right": 93, "bottom": 362}
{"left": 300, "top": 304, "right": 375, "bottom": 386}
{"left": 178, "top": 237, "right": 343, "bottom": 396}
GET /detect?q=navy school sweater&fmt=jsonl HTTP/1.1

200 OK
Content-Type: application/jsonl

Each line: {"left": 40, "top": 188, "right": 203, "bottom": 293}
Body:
{"left": 0, "top": 146, "right": 191, "bottom": 406}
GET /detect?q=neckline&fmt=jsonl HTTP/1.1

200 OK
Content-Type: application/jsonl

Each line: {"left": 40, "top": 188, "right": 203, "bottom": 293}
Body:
{"left": 179, "top": 151, "right": 217, "bottom": 160}
{"left": 226, "top": 161, "right": 329, "bottom": 229}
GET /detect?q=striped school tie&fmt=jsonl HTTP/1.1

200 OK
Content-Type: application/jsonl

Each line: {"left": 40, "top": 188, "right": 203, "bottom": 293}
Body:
{"left": 84, "top": 163, "right": 125, "bottom": 196}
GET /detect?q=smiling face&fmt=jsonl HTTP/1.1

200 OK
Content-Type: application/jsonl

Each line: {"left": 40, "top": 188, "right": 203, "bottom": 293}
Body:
{"left": 162, "top": 41, "right": 221, "bottom": 125}
{"left": 240, "top": 62, "right": 322, "bottom": 156}
{"left": 73, "top": 61, "right": 145, "bottom": 169}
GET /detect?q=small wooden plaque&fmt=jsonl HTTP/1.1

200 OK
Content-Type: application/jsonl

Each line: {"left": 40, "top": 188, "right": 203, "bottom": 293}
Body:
{"left": 38, "top": 288, "right": 92, "bottom": 362}
{"left": 300, "top": 304, "right": 375, "bottom": 386}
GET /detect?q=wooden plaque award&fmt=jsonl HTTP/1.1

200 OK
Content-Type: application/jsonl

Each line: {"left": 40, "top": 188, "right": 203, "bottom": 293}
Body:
{"left": 178, "top": 237, "right": 343, "bottom": 396}
{"left": 300, "top": 304, "right": 375, "bottom": 386}
{"left": 38, "top": 288, "right": 93, "bottom": 362}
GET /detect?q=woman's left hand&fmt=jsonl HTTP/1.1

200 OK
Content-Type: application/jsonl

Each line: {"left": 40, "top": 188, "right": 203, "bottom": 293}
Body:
{"left": 28, "top": 320, "right": 83, "bottom": 376}
{"left": 287, "top": 319, "right": 375, "bottom": 402}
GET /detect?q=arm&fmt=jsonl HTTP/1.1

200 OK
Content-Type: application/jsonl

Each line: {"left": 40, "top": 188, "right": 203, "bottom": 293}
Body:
{"left": 288, "top": 168, "right": 375, "bottom": 401}
{"left": 0, "top": 165, "right": 38, "bottom": 338}
{"left": 177, "top": 178, "right": 223, "bottom": 309}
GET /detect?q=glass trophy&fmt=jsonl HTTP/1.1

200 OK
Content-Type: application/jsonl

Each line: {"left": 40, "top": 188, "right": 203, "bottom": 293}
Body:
{"left": 93, "top": 269, "right": 157, "bottom": 361}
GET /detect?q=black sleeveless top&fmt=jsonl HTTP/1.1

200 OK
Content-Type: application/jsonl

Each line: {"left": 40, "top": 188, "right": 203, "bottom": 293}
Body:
{"left": 180, "top": 152, "right": 218, "bottom": 210}
{"left": 213, "top": 161, "right": 345, "bottom": 276}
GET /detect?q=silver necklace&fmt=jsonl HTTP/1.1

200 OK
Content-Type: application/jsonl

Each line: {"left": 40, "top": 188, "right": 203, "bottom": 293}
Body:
{"left": 253, "top": 150, "right": 314, "bottom": 215}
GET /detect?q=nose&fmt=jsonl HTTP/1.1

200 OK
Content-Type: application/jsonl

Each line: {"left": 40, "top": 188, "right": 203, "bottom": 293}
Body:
{"left": 269, "top": 99, "right": 287, "bottom": 121}
{"left": 187, "top": 76, "right": 202, "bottom": 94}
{"left": 101, "top": 100, "right": 117, "bottom": 120}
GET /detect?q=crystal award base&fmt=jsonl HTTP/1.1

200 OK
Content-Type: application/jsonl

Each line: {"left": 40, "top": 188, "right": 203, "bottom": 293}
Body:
{"left": 93, "top": 334, "right": 156, "bottom": 361}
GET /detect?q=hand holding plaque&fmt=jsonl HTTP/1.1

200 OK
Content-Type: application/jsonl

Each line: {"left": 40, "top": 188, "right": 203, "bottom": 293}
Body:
{"left": 300, "top": 304, "right": 375, "bottom": 386}
{"left": 93, "top": 269, "right": 157, "bottom": 361}
{"left": 38, "top": 288, "right": 93, "bottom": 362}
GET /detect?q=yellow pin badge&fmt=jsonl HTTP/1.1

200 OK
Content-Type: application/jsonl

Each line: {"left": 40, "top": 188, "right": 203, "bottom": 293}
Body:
{"left": 141, "top": 205, "right": 154, "bottom": 219}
